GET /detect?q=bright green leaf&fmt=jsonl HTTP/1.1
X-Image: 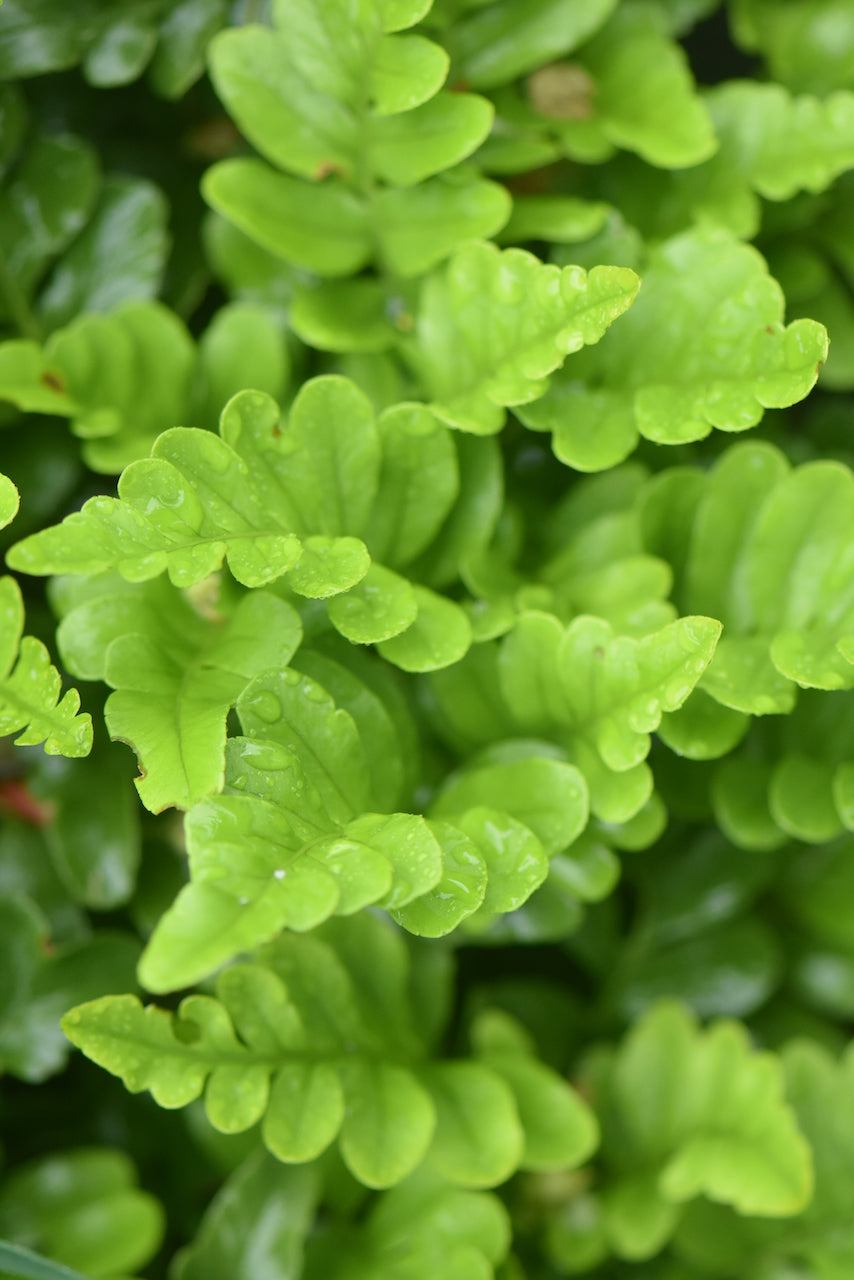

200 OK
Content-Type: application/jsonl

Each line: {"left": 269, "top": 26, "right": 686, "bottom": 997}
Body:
{"left": 730, "top": 0, "right": 854, "bottom": 95}
{"left": 391, "top": 819, "right": 487, "bottom": 936}
{"left": 422, "top": 1061, "right": 524, "bottom": 1187}
{"left": 190, "top": 302, "right": 289, "bottom": 431}
{"left": 377, "top": 586, "right": 472, "bottom": 672}
{"left": 432, "top": 755, "right": 588, "bottom": 858}
{"left": 8, "top": 378, "right": 388, "bottom": 592}
{"left": 291, "top": 279, "right": 397, "bottom": 354}
{"left": 0, "top": 472, "right": 20, "bottom": 529}
{"left": 450, "top": 0, "right": 617, "bottom": 89}
{"left": 471, "top": 1009, "right": 599, "bottom": 1172}
{"left": 557, "top": 3, "right": 717, "bottom": 169}
{"left": 203, "top": 162, "right": 371, "bottom": 277}
{"left": 364, "top": 403, "right": 459, "bottom": 568}
{"left": 375, "top": 175, "right": 511, "bottom": 276}
{"left": 328, "top": 563, "right": 419, "bottom": 644}
{"left": 413, "top": 241, "right": 640, "bottom": 434}
{"left": 60, "top": 580, "right": 302, "bottom": 812}
{"left": 654, "top": 81, "right": 854, "bottom": 239}
{"left": 454, "top": 807, "right": 549, "bottom": 917}
{"left": 519, "top": 229, "right": 828, "bottom": 466}
{"left": 603, "top": 1173, "right": 681, "bottom": 1261}
{"left": 599, "top": 1002, "right": 813, "bottom": 1219}
{"left": 0, "top": 577, "right": 92, "bottom": 758}
{"left": 338, "top": 1060, "right": 436, "bottom": 1187}
{"left": 369, "top": 92, "right": 495, "bottom": 186}
{"left": 369, "top": 34, "right": 449, "bottom": 116}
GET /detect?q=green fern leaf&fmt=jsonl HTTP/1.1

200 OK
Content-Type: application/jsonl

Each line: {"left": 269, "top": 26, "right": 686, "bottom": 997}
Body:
{"left": 305, "top": 1168, "right": 511, "bottom": 1280}
{"left": 0, "top": 472, "right": 20, "bottom": 529}
{"left": 0, "top": 301, "right": 288, "bottom": 473}
{"left": 204, "top": 0, "right": 506, "bottom": 278}
{"left": 66, "top": 916, "right": 589, "bottom": 1190}
{"left": 449, "top": 0, "right": 616, "bottom": 89}
{"left": 645, "top": 441, "right": 854, "bottom": 717}
{"left": 428, "top": 610, "right": 719, "bottom": 822}
{"left": 552, "top": 3, "right": 717, "bottom": 169}
{"left": 57, "top": 576, "right": 302, "bottom": 812}
{"left": 10, "top": 379, "right": 471, "bottom": 668}
{"left": 138, "top": 663, "right": 582, "bottom": 991}
{"left": 411, "top": 241, "right": 639, "bottom": 434}
{"left": 662, "top": 81, "right": 854, "bottom": 239}
{"left": 581, "top": 1002, "right": 812, "bottom": 1261}
{"left": 0, "top": 577, "right": 92, "bottom": 758}
{"left": 518, "top": 228, "right": 828, "bottom": 469}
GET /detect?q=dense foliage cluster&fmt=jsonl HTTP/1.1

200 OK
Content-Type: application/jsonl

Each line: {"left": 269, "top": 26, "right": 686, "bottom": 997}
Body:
{"left": 3, "top": 1, "right": 854, "bottom": 1277}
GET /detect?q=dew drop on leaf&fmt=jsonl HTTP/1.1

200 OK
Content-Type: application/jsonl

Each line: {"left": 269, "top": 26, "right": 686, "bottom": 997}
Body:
{"left": 303, "top": 683, "right": 330, "bottom": 704}
{"left": 666, "top": 680, "right": 691, "bottom": 704}
{"left": 244, "top": 741, "right": 293, "bottom": 771}
{"left": 495, "top": 269, "right": 524, "bottom": 305}
{"left": 198, "top": 439, "right": 234, "bottom": 477}
{"left": 246, "top": 691, "right": 282, "bottom": 724}
{"left": 556, "top": 327, "right": 584, "bottom": 355}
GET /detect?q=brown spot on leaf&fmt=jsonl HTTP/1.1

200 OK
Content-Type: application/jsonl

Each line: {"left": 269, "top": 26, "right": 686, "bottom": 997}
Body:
{"left": 313, "top": 160, "right": 344, "bottom": 181}
{"left": 572, "top": 1075, "right": 595, "bottom": 1105}
{"left": 527, "top": 62, "right": 596, "bottom": 120}
{"left": 40, "top": 370, "right": 66, "bottom": 394}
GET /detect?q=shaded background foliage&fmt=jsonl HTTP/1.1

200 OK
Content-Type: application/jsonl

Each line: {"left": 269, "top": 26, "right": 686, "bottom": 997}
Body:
{"left": 2, "top": 2, "right": 854, "bottom": 1279}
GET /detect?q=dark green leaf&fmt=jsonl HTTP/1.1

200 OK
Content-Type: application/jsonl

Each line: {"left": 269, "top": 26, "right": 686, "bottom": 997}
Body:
{"left": 38, "top": 176, "right": 169, "bottom": 333}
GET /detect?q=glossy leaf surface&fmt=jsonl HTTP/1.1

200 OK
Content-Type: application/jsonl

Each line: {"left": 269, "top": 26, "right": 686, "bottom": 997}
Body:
{"left": 518, "top": 229, "right": 828, "bottom": 468}
{"left": 0, "top": 576, "right": 92, "bottom": 758}
{"left": 58, "top": 576, "right": 302, "bottom": 812}
{"left": 66, "top": 916, "right": 576, "bottom": 1189}
{"left": 412, "top": 241, "right": 639, "bottom": 434}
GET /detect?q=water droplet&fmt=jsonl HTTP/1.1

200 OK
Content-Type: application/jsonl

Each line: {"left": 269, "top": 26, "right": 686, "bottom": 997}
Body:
{"left": 244, "top": 741, "right": 293, "bottom": 771}
{"left": 237, "top": 896, "right": 249, "bottom": 906}
{"left": 229, "top": 773, "right": 248, "bottom": 791}
{"left": 247, "top": 690, "right": 281, "bottom": 724}
{"left": 563, "top": 266, "right": 585, "bottom": 291}
{"left": 202, "top": 439, "right": 235, "bottom": 477}
{"left": 495, "top": 268, "right": 523, "bottom": 304}
{"left": 556, "top": 327, "right": 583, "bottom": 355}
{"left": 273, "top": 868, "right": 287, "bottom": 880}
{"left": 304, "top": 683, "right": 329, "bottom": 704}
{"left": 282, "top": 668, "right": 301, "bottom": 686}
